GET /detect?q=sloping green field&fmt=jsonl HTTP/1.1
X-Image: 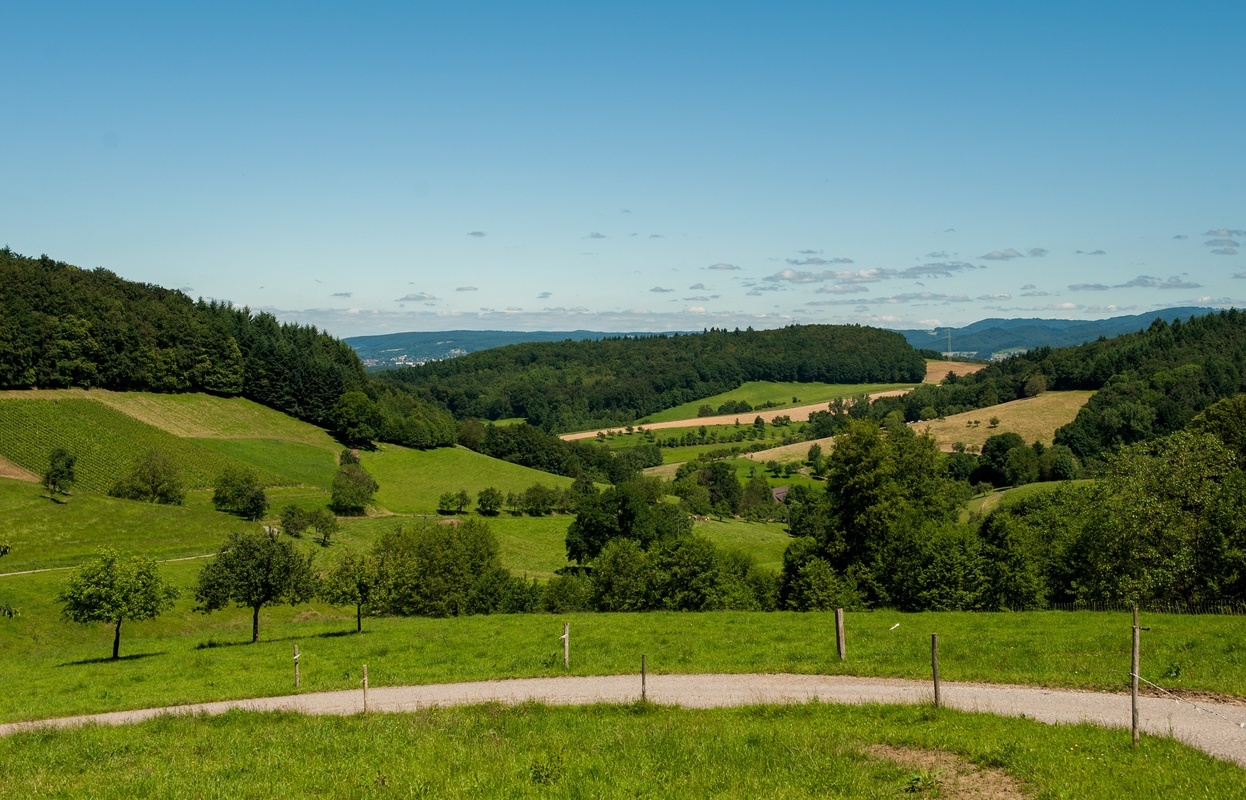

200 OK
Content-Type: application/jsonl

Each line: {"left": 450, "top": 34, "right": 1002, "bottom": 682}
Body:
{"left": 644, "top": 381, "right": 915, "bottom": 423}
{"left": 0, "top": 479, "right": 249, "bottom": 571}
{"left": 0, "top": 398, "right": 288, "bottom": 492}
{"left": 362, "top": 445, "right": 576, "bottom": 514}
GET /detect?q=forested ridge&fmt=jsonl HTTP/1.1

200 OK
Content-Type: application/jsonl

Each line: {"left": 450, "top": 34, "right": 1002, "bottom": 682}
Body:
{"left": 884, "top": 309, "right": 1246, "bottom": 461}
{"left": 381, "top": 325, "right": 926, "bottom": 432}
{"left": 0, "top": 248, "right": 455, "bottom": 448}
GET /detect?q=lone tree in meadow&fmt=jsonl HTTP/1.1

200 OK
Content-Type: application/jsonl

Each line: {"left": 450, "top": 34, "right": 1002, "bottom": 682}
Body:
{"left": 110, "top": 450, "right": 185, "bottom": 505}
{"left": 194, "top": 530, "right": 316, "bottom": 643}
{"left": 57, "top": 548, "right": 179, "bottom": 659}
{"left": 44, "top": 447, "right": 77, "bottom": 499}
{"left": 330, "top": 462, "right": 378, "bottom": 516}
{"left": 212, "top": 466, "right": 268, "bottom": 520}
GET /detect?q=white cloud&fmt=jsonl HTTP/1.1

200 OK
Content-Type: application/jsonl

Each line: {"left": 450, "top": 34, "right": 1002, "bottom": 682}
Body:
{"left": 706, "top": 262, "right": 742, "bottom": 270}
{"left": 650, "top": 286, "right": 673, "bottom": 293}
{"left": 1112, "top": 275, "right": 1200, "bottom": 290}
{"left": 396, "top": 292, "right": 438, "bottom": 302}
{"left": 456, "top": 286, "right": 478, "bottom": 292}
{"left": 979, "top": 248, "right": 1024, "bottom": 260}
{"left": 466, "top": 231, "right": 487, "bottom": 237}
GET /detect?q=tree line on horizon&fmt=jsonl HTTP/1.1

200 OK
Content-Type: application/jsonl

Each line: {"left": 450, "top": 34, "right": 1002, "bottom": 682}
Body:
{"left": 379, "top": 324, "right": 928, "bottom": 433}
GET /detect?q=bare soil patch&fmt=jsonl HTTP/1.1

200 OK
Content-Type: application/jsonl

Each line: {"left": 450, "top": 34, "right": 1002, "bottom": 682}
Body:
{"left": 0, "top": 454, "right": 39, "bottom": 482}
{"left": 866, "top": 744, "right": 1027, "bottom": 799}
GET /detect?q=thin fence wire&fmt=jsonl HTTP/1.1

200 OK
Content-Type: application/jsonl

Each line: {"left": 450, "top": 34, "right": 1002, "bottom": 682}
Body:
{"left": 1131, "top": 671, "right": 1246, "bottom": 730}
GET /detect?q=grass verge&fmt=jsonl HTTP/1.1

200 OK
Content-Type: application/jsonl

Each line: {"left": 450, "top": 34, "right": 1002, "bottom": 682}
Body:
{"left": 2, "top": 703, "right": 1241, "bottom": 798}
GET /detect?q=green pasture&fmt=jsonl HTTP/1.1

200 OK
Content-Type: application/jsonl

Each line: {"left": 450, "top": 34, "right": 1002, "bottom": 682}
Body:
{"left": 3, "top": 704, "right": 1241, "bottom": 799}
{"left": 196, "top": 438, "right": 340, "bottom": 490}
{"left": 2, "top": 553, "right": 1243, "bottom": 723}
{"left": 642, "top": 381, "right": 915, "bottom": 423}
{"left": 0, "top": 398, "right": 287, "bottom": 492}
{"left": 0, "top": 480, "right": 251, "bottom": 572}
{"left": 362, "top": 445, "right": 574, "bottom": 514}
{"left": 964, "top": 479, "right": 1097, "bottom": 519}
{"left": 693, "top": 518, "right": 790, "bottom": 570}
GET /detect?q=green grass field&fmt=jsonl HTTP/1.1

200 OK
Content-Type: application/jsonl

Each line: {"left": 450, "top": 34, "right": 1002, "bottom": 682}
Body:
{"left": 0, "top": 480, "right": 250, "bottom": 571}
{"left": 362, "top": 445, "right": 575, "bottom": 514}
{"left": 642, "top": 381, "right": 916, "bottom": 423}
{"left": 2, "top": 550, "right": 1243, "bottom": 724}
{"left": 964, "top": 479, "right": 1097, "bottom": 519}
{"left": 0, "top": 398, "right": 289, "bottom": 492}
{"left": 3, "top": 703, "right": 1240, "bottom": 798}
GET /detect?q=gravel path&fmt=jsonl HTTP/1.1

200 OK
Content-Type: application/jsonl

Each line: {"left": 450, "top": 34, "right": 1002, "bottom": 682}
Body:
{"left": 3, "top": 674, "right": 1244, "bottom": 767}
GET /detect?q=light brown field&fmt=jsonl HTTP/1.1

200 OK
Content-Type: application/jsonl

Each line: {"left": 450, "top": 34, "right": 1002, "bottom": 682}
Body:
{"left": 741, "top": 435, "right": 837, "bottom": 463}
{"left": 0, "top": 455, "right": 38, "bottom": 483}
{"left": 913, "top": 390, "right": 1094, "bottom": 450}
{"left": 923, "top": 360, "right": 987, "bottom": 382}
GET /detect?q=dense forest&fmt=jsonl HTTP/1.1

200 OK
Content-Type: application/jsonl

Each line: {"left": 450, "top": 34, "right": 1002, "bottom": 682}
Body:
{"left": 381, "top": 324, "right": 926, "bottom": 432}
{"left": 0, "top": 248, "right": 455, "bottom": 448}
{"left": 874, "top": 309, "right": 1246, "bottom": 462}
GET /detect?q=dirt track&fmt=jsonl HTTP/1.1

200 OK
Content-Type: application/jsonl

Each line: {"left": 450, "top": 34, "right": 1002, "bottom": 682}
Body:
{"left": 2, "top": 674, "right": 1243, "bottom": 767}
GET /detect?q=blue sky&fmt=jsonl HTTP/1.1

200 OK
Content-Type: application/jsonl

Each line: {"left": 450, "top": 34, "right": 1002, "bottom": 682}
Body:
{"left": 3, "top": 1, "right": 1244, "bottom": 338}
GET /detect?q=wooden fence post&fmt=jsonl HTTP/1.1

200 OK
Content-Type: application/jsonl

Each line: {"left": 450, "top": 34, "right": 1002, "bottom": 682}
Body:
{"left": 362, "top": 664, "right": 369, "bottom": 713}
{"left": 931, "top": 633, "right": 941, "bottom": 708}
{"left": 1132, "top": 606, "right": 1140, "bottom": 745}
{"left": 293, "top": 644, "right": 300, "bottom": 689}
{"left": 835, "top": 608, "right": 846, "bottom": 662}
{"left": 641, "top": 654, "right": 647, "bottom": 702}
{"left": 563, "top": 622, "right": 570, "bottom": 669}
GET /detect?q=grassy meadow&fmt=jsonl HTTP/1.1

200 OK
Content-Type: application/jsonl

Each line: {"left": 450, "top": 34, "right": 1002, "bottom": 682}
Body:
{"left": 3, "top": 703, "right": 1242, "bottom": 798}
{"left": 642, "top": 381, "right": 917, "bottom": 424}
{"left": 361, "top": 445, "right": 575, "bottom": 514}
{"left": 3, "top": 546, "right": 1245, "bottom": 724}
{"left": 0, "top": 397, "right": 288, "bottom": 492}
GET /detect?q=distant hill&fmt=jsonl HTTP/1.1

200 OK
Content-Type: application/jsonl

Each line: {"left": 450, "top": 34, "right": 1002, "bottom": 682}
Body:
{"left": 894, "top": 307, "right": 1214, "bottom": 359}
{"left": 380, "top": 325, "right": 925, "bottom": 432}
{"left": 345, "top": 329, "right": 686, "bottom": 369}
{"left": 350, "top": 308, "right": 1216, "bottom": 368}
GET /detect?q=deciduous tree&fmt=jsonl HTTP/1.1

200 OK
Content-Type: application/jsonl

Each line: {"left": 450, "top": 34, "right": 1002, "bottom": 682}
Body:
{"left": 194, "top": 531, "right": 316, "bottom": 642}
{"left": 44, "top": 447, "right": 76, "bottom": 499}
{"left": 110, "top": 450, "right": 185, "bottom": 504}
{"left": 331, "top": 462, "right": 378, "bottom": 515}
{"left": 212, "top": 466, "right": 267, "bottom": 520}
{"left": 321, "top": 549, "right": 379, "bottom": 632}
{"left": 57, "top": 548, "right": 178, "bottom": 659}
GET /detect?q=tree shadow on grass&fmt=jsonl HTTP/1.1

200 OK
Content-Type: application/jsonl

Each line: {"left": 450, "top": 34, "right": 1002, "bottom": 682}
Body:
{"left": 59, "top": 652, "right": 167, "bottom": 667}
{"left": 194, "top": 629, "right": 360, "bottom": 649}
